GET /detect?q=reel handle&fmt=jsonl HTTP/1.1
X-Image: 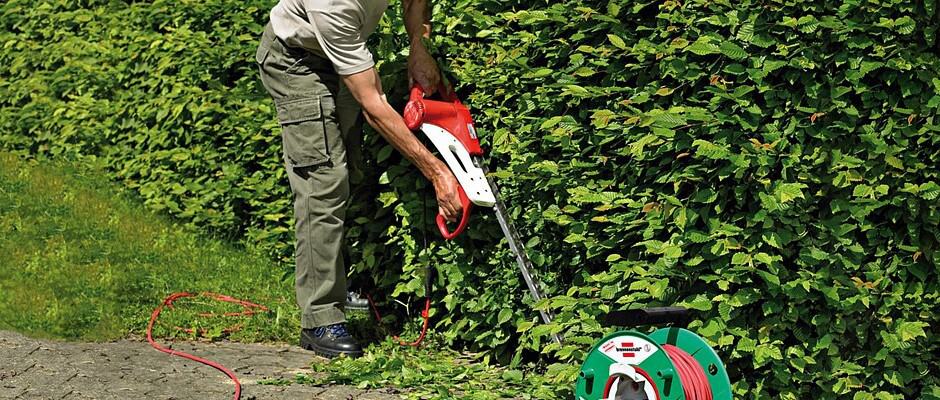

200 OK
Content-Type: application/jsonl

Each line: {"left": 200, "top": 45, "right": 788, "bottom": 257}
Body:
{"left": 602, "top": 307, "right": 691, "bottom": 328}
{"left": 436, "top": 185, "right": 472, "bottom": 240}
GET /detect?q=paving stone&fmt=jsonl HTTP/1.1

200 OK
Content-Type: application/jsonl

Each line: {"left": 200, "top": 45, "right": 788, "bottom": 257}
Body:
{"left": 315, "top": 385, "right": 365, "bottom": 399}
{"left": 0, "top": 330, "right": 400, "bottom": 399}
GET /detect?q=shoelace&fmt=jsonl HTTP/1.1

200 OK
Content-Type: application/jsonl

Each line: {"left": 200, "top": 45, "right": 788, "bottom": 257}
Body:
{"left": 327, "top": 323, "right": 351, "bottom": 338}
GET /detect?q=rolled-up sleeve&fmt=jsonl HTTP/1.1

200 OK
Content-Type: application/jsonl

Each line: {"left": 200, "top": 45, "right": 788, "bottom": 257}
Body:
{"left": 308, "top": 8, "right": 375, "bottom": 75}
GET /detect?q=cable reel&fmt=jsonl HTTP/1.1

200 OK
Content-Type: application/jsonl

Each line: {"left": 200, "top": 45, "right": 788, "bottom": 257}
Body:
{"left": 574, "top": 307, "right": 732, "bottom": 400}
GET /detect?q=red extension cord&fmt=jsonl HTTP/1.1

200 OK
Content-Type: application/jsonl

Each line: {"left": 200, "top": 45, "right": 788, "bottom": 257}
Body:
{"left": 146, "top": 292, "right": 268, "bottom": 400}
{"left": 663, "top": 344, "right": 713, "bottom": 400}
{"left": 147, "top": 294, "right": 706, "bottom": 400}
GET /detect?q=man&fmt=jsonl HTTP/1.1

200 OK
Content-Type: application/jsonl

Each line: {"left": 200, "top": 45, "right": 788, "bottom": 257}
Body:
{"left": 255, "top": 0, "right": 462, "bottom": 358}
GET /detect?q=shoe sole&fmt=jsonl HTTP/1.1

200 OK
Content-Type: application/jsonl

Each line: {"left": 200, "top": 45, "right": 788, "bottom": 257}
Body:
{"left": 302, "top": 341, "right": 364, "bottom": 359}
{"left": 344, "top": 304, "right": 370, "bottom": 312}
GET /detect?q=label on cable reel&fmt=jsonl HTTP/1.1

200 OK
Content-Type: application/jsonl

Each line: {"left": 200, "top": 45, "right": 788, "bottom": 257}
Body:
{"left": 597, "top": 336, "right": 658, "bottom": 365}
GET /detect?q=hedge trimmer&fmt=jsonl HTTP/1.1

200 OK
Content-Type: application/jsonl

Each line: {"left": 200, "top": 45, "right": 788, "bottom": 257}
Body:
{"left": 403, "top": 84, "right": 562, "bottom": 345}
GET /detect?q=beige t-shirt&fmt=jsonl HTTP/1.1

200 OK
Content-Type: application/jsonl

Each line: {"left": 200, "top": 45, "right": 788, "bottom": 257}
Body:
{"left": 270, "top": 0, "right": 389, "bottom": 75}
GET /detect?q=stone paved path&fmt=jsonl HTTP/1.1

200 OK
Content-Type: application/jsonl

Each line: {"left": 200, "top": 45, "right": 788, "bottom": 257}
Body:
{"left": 0, "top": 331, "right": 400, "bottom": 400}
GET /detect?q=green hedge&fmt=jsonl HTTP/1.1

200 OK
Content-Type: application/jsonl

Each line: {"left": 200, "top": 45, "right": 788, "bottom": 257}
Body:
{"left": 3, "top": 0, "right": 940, "bottom": 398}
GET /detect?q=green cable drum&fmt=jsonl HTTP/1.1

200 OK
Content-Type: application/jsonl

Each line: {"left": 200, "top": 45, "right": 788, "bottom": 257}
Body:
{"left": 574, "top": 308, "right": 731, "bottom": 400}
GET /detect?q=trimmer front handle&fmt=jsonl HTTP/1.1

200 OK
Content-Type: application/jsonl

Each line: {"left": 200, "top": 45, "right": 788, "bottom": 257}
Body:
{"left": 436, "top": 186, "right": 473, "bottom": 240}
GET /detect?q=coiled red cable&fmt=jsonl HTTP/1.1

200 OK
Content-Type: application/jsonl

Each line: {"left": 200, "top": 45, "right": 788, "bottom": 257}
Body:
{"left": 663, "top": 344, "right": 713, "bottom": 400}
{"left": 146, "top": 292, "right": 268, "bottom": 400}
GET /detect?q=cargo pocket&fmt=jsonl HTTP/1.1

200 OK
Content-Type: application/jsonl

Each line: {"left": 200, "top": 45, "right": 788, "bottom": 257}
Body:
{"left": 276, "top": 96, "right": 330, "bottom": 168}
{"left": 255, "top": 29, "right": 271, "bottom": 65}
{"left": 255, "top": 43, "right": 269, "bottom": 66}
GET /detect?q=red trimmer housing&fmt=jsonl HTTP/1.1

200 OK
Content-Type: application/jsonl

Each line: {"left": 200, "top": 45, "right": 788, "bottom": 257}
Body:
{"left": 404, "top": 85, "right": 483, "bottom": 155}
{"left": 403, "top": 84, "right": 495, "bottom": 239}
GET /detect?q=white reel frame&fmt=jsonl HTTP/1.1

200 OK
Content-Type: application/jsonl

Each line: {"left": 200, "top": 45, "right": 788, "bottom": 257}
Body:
{"left": 605, "top": 364, "right": 658, "bottom": 400}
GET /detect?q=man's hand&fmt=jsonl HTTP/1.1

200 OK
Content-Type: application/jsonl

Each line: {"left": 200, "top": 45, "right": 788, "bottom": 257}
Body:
{"left": 408, "top": 41, "right": 441, "bottom": 94}
{"left": 403, "top": 0, "right": 439, "bottom": 92}
{"left": 431, "top": 168, "right": 461, "bottom": 222}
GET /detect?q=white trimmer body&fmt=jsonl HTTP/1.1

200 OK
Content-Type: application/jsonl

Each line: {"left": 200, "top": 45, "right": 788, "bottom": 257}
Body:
{"left": 420, "top": 123, "right": 496, "bottom": 207}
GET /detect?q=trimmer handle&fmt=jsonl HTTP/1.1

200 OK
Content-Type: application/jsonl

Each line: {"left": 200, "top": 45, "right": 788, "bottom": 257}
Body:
{"left": 436, "top": 186, "right": 472, "bottom": 240}
{"left": 409, "top": 85, "right": 424, "bottom": 105}
{"left": 409, "top": 83, "right": 458, "bottom": 105}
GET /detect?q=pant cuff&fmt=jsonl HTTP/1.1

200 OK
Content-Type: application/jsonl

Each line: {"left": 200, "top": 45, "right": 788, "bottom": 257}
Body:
{"left": 301, "top": 307, "right": 346, "bottom": 329}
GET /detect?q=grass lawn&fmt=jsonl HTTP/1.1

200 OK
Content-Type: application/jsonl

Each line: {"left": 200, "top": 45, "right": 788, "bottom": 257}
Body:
{"left": 0, "top": 151, "right": 565, "bottom": 399}
{"left": 0, "top": 151, "right": 299, "bottom": 342}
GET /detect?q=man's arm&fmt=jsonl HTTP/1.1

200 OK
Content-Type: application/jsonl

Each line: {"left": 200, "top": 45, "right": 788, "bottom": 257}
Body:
{"left": 340, "top": 68, "right": 461, "bottom": 220}
{"left": 403, "top": 0, "right": 431, "bottom": 40}
{"left": 402, "top": 0, "right": 440, "bottom": 92}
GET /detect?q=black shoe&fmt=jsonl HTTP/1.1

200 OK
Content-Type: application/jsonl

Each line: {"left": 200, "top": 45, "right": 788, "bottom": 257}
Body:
{"left": 345, "top": 291, "right": 370, "bottom": 311}
{"left": 300, "top": 323, "right": 363, "bottom": 358}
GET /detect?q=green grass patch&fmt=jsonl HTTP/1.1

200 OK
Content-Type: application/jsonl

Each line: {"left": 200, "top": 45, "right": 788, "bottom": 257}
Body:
{"left": 0, "top": 152, "right": 299, "bottom": 342}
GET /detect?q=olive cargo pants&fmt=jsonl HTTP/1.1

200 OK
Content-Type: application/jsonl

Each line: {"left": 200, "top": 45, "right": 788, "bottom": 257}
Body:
{"left": 255, "top": 23, "right": 364, "bottom": 329}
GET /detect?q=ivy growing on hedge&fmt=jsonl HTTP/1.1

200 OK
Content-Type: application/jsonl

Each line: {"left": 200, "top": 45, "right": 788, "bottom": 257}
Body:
{"left": 2, "top": 0, "right": 940, "bottom": 398}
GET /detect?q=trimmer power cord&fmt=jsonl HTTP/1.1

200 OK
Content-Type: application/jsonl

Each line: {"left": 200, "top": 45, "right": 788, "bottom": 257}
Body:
{"left": 663, "top": 344, "right": 713, "bottom": 400}
{"left": 364, "top": 237, "right": 433, "bottom": 347}
{"left": 365, "top": 294, "right": 431, "bottom": 347}
{"left": 146, "top": 292, "right": 269, "bottom": 400}
{"left": 364, "top": 190, "right": 434, "bottom": 347}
